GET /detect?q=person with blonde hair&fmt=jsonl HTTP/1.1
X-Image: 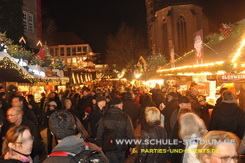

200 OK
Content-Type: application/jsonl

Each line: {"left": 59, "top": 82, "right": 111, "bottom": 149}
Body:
{"left": 136, "top": 107, "right": 168, "bottom": 163}
{"left": 196, "top": 130, "right": 240, "bottom": 163}
{"left": 210, "top": 90, "right": 245, "bottom": 139}
{"left": 179, "top": 113, "right": 207, "bottom": 163}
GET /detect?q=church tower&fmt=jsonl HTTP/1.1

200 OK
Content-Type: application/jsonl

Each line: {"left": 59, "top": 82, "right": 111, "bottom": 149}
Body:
{"left": 145, "top": 0, "right": 209, "bottom": 59}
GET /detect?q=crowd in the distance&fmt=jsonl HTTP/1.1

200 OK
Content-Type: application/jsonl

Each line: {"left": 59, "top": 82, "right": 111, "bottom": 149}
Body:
{"left": 0, "top": 82, "right": 244, "bottom": 163}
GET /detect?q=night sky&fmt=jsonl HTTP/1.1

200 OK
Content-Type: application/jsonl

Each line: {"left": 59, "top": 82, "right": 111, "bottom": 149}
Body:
{"left": 42, "top": 0, "right": 245, "bottom": 56}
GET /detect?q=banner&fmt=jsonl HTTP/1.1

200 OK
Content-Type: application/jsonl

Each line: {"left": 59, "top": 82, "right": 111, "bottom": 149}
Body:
{"left": 170, "top": 45, "right": 175, "bottom": 68}
{"left": 217, "top": 74, "right": 245, "bottom": 82}
{"left": 194, "top": 29, "right": 204, "bottom": 60}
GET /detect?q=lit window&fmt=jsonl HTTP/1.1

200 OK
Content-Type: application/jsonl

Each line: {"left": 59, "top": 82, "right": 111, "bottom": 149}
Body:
{"left": 28, "top": 15, "right": 34, "bottom": 32}
{"left": 72, "top": 47, "right": 76, "bottom": 55}
{"left": 23, "top": 13, "right": 28, "bottom": 31}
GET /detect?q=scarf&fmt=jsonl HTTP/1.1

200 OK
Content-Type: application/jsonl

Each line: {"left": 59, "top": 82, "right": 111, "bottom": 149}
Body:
{"left": 4, "top": 150, "right": 33, "bottom": 163}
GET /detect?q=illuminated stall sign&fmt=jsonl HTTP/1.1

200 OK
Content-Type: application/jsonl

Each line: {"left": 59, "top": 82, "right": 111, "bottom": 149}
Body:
{"left": 217, "top": 74, "right": 245, "bottom": 82}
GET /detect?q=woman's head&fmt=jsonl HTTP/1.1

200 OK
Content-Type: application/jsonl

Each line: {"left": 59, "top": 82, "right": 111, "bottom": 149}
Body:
{"left": 145, "top": 107, "right": 160, "bottom": 123}
{"left": 6, "top": 125, "right": 33, "bottom": 155}
{"left": 179, "top": 113, "right": 207, "bottom": 140}
{"left": 197, "top": 131, "right": 240, "bottom": 163}
{"left": 64, "top": 99, "right": 72, "bottom": 109}
{"left": 177, "top": 107, "right": 193, "bottom": 119}
{"left": 48, "top": 101, "right": 57, "bottom": 110}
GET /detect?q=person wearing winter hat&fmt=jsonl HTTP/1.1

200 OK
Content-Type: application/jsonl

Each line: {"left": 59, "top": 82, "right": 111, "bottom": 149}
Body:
{"left": 90, "top": 96, "right": 107, "bottom": 138}
{"left": 45, "top": 101, "right": 57, "bottom": 153}
{"left": 97, "top": 97, "right": 135, "bottom": 163}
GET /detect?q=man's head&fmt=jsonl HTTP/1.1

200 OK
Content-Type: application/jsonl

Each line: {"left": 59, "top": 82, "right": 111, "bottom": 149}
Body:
{"left": 179, "top": 96, "right": 191, "bottom": 108}
{"left": 11, "top": 96, "right": 24, "bottom": 107}
{"left": 110, "top": 97, "right": 123, "bottom": 109}
{"left": 49, "top": 110, "right": 76, "bottom": 140}
{"left": 167, "top": 92, "right": 178, "bottom": 102}
{"left": 7, "top": 107, "right": 23, "bottom": 125}
{"left": 96, "top": 96, "right": 106, "bottom": 108}
{"left": 82, "top": 87, "right": 90, "bottom": 96}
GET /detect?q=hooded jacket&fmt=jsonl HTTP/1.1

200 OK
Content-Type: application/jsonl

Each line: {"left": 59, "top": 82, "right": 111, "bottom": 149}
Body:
{"left": 210, "top": 102, "right": 245, "bottom": 138}
{"left": 43, "top": 135, "right": 108, "bottom": 163}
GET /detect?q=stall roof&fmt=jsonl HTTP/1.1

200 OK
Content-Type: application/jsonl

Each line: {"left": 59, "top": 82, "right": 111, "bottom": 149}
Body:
{"left": 0, "top": 52, "right": 69, "bottom": 83}
{"left": 157, "top": 22, "right": 245, "bottom": 75}
{"left": 164, "top": 36, "right": 242, "bottom": 69}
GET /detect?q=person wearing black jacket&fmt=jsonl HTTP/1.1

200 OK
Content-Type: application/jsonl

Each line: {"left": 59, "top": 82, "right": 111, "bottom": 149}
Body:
{"left": 44, "top": 101, "right": 57, "bottom": 154}
{"left": 161, "top": 92, "right": 179, "bottom": 137}
{"left": 64, "top": 99, "right": 81, "bottom": 120}
{"left": 97, "top": 97, "right": 135, "bottom": 163}
{"left": 11, "top": 96, "right": 38, "bottom": 126}
{"left": 76, "top": 88, "right": 93, "bottom": 118}
{"left": 48, "top": 92, "right": 62, "bottom": 110}
{"left": 139, "top": 93, "right": 156, "bottom": 127}
{"left": 4, "top": 107, "right": 44, "bottom": 162}
{"left": 43, "top": 110, "right": 108, "bottom": 163}
{"left": 210, "top": 90, "right": 245, "bottom": 139}
{"left": 122, "top": 92, "right": 139, "bottom": 129}
{"left": 27, "top": 94, "right": 44, "bottom": 126}
{"left": 90, "top": 96, "right": 106, "bottom": 138}
{"left": 0, "top": 92, "right": 10, "bottom": 116}
{"left": 136, "top": 107, "right": 168, "bottom": 163}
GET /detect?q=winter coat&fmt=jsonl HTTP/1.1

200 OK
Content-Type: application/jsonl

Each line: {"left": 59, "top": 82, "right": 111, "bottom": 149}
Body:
{"left": 97, "top": 106, "right": 135, "bottom": 152}
{"left": 135, "top": 122, "right": 168, "bottom": 163}
{"left": 76, "top": 95, "right": 93, "bottom": 117}
{"left": 123, "top": 99, "right": 140, "bottom": 128}
{"left": 90, "top": 106, "right": 105, "bottom": 138}
{"left": 210, "top": 102, "right": 245, "bottom": 138}
{"left": 161, "top": 99, "right": 179, "bottom": 136}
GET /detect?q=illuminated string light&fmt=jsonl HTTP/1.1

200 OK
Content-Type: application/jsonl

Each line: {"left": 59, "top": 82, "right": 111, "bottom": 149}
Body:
{"left": 231, "top": 33, "right": 245, "bottom": 63}
{"left": 157, "top": 61, "right": 224, "bottom": 73}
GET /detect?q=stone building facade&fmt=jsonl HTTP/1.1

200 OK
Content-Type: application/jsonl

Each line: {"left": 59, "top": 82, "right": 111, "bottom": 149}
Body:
{"left": 145, "top": 1, "right": 209, "bottom": 59}
{"left": 22, "top": 0, "right": 42, "bottom": 49}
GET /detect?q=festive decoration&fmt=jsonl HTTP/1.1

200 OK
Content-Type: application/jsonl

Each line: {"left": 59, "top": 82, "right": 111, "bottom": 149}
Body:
{"left": 42, "top": 45, "right": 54, "bottom": 67}
{"left": 219, "top": 23, "right": 231, "bottom": 38}
{"left": 30, "top": 56, "right": 44, "bottom": 66}
{"left": 52, "top": 59, "right": 66, "bottom": 70}
{"left": 0, "top": 52, "right": 69, "bottom": 83}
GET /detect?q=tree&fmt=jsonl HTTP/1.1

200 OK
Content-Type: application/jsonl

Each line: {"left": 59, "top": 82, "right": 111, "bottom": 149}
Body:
{"left": 106, "top": 23, "right": 147, "bottom": 71}
{"left": 146, "top": 54, "right": 167, "bottom": 74}
{"left": 0, "top": 0, "right": 24, "bottom": 43}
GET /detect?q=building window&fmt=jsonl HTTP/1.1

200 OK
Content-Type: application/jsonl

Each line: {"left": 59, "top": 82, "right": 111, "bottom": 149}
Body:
{"left": 77, "top": 47, "right": 82, "bottom": 52}
{"left": 60, "top": 47, "right": 64, "bottom": 56}
{"left": 50, "top": 48, "right": 54, "bottom": 56}
{"left": 72, "top": 47, "right": 76, "bottom": 55}
{"left": 67, "top": 47, "right": 71, "bottom": 56}
{"left": 83, "top": 46, "right": 87, "bottom": 52}
{"left": 28, "top": 15, "right": 34, "bottom": 32}
{"left": 23, "top": 13, "right": 28, "bottom": 31}
{"left": 23, "top": 11, "right": 34, "bottom": 33}
{"left": 177, "top": 15, "right": 187, "bottom": 55}
{"left": 55, "top": 48, "right": 59, "bottom": 56}
{"left": 162, "top": 18, "right": 169, "bottom": 56}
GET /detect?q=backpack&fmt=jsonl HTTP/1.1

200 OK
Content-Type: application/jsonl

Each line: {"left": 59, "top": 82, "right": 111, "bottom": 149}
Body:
{"left": 48, "top": 143, "right": 107, "bottom": 163}
{"left": 101, "top": 121, "right": 120, "bottom": 151}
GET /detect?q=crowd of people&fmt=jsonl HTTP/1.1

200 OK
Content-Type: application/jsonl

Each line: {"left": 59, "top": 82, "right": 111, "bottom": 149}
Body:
{"left": 0, "top": 82, "right": 244, "bottom": 163}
